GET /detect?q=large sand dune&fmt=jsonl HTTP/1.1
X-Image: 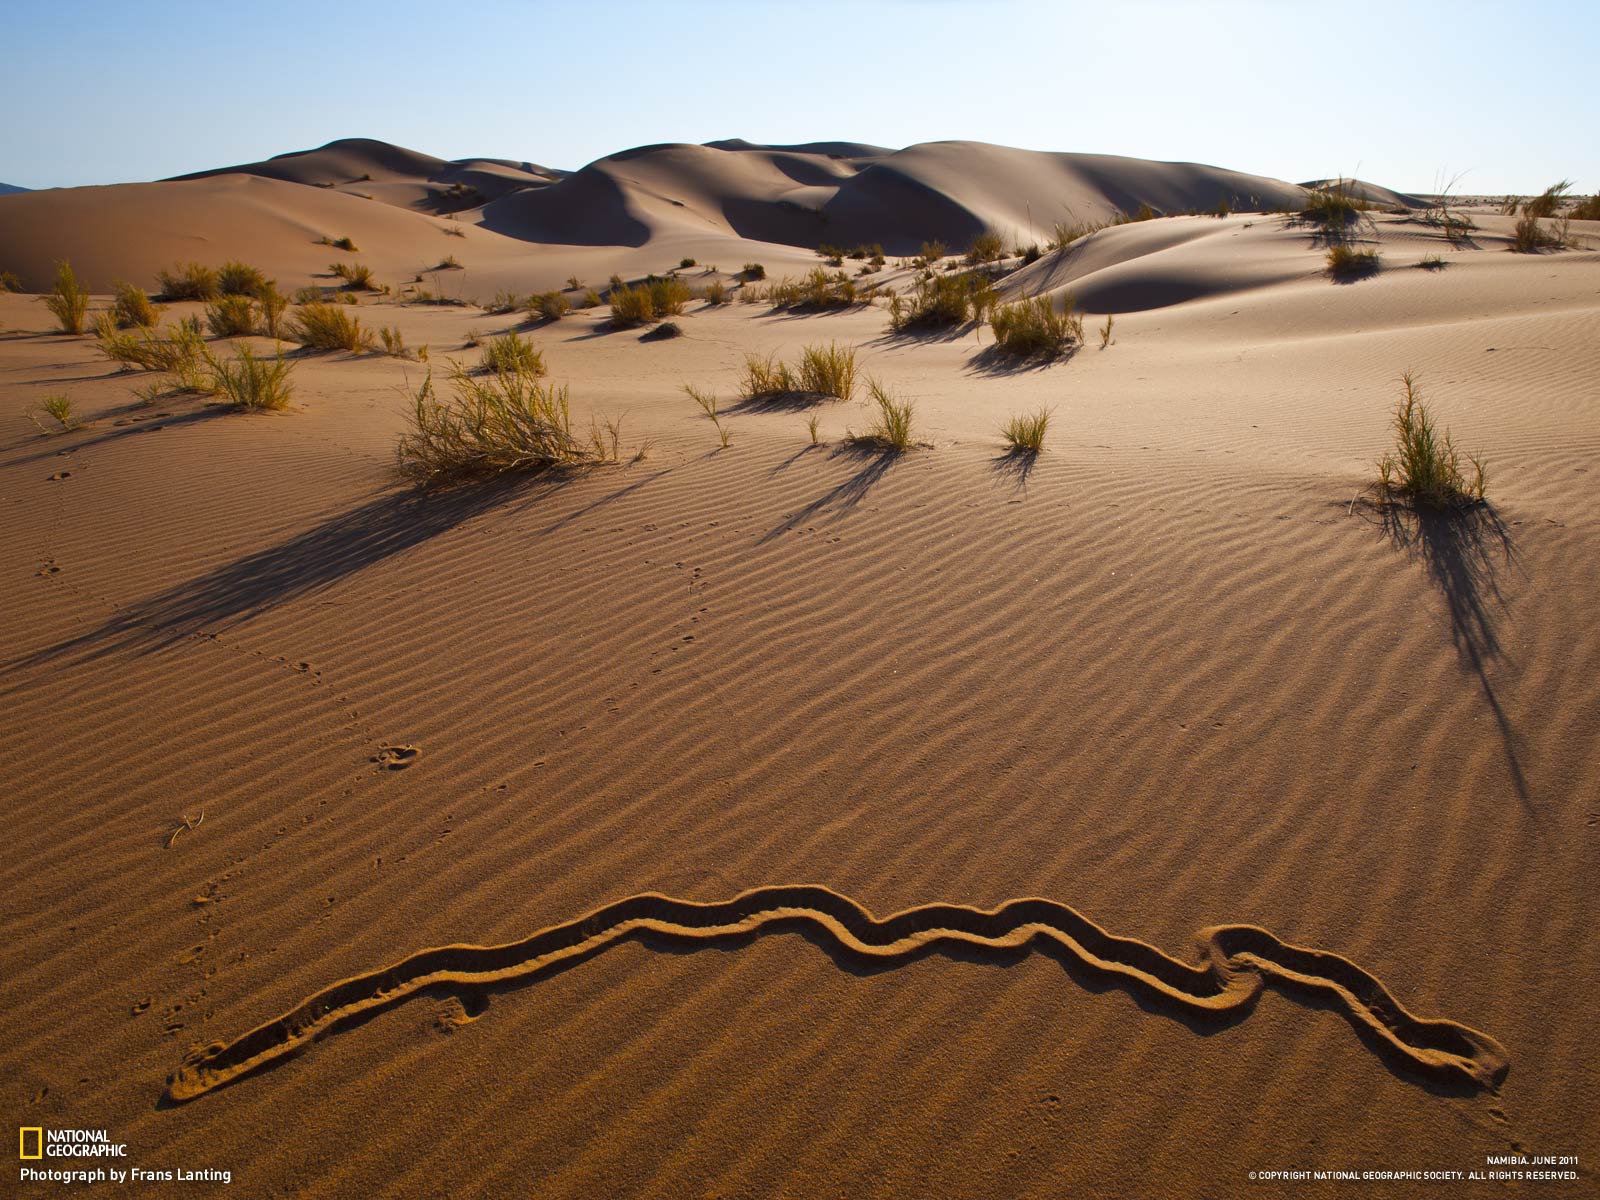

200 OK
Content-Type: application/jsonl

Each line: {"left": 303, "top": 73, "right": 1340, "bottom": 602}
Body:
{"left": 1, "top": 137, "right": 1597, "bottom": 1198}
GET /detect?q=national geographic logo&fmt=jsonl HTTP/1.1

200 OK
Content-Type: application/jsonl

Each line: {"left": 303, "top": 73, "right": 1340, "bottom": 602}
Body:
{"left": 17, "top": 1126, "right": 128, "bottom": 1158}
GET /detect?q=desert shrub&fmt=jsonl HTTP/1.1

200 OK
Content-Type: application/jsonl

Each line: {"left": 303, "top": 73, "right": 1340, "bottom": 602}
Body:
{"left": 157, "top": 262, "right": 220, "bottom": 301}
{"left": 1325, "top": 244, "right": 1381, "bottom": 279}
{"left": 887, "top": 271, "right": 996, "bottom": 331}
{"left": 679, "top": 257, "right": 697, "bottom": 269}
{"left": 486, "top": 290, "right": 523, "bottom": 314}
{"left": 1000, "top": 407, "right": 1051, "bottom": 453}
{"left": 479, "top": 330, "right": 545, "bottom": 375}
{"left": 331, "top": 261, "right": 376, "bottom": 290}
{"left": 741, "top": 262, "right": 766, "bottom": 281}
{"left": 918, "top": 239, "right": 948, "bottom": 265}
{"left": 0, "top": 270, "right": 22, "bottom": 292}
{"left": 1301, "top": 181, "right": 1365, "bottom": 228}
{"left": 530, "top": 290, "right": 570, "bottom": 321}
{"left": 1570, "top": 193, "right": 1600, "bottom": 221}
{"left": 287, "top": 302, "right": 374, "bottom": 352}
{"left": 739, "top": 352, "right": 797, "bottom": 400}
{"left": 97, "top": 320, "right": 206, "bottom": 377}
{"left": 989, "top": 294, "right": 1083, "bottom": 357}
{"left": 257, "top": 284, "right": 290, "bottom": 338}
{"left": 292, "top": 285, "right": 323, "bottom": 304}
{"left": 1511, "top": 212, "right": 1565, "bottom": 253}
{"left": 702, "top": 279, "right": 728, "bottom": 305}
{"left": 1099, "top": 314, "right": 1115, "bottom": 348}
{"left": 1376, "top": 371, "right": 1486, "bottom": 507}
{"left": 767, "top": 266, "right": 861, "bottom": 311}
{"left": 33, "top": 394, "right": 80, "bottom": 433}
{"left": 609, "top": 285, "right": 654, "bottom": 327}
{"left": 1418, "top": 254, "right": 1447, "bottom": 271}
{"left": 205, "top": 343, "right": 295, "bottom": 410}
{"left": 849, "top": 378, "right": 914, "bottom": 451}
{"left": 437, "top": 255, "right": 463, "bottom": 270}
{"left": 111, "top": 282, "right": 159, "bottom": 328}
{"left": 205, "top": 294, "right": 257, "bottom": 337}
{"left": 649, "top": 321, "right": 683, "bottom": 339}
{"left": 1114, "top": 203, "right": 1159, "bottom": 224}
{"left": 798, "top": 341, "right": 857, "bottom": 400}
{"left": 580, "top": 287, "right": 603, "bottom": 308}
{"left": 397, "top": 362, "right": 596, "bottom": 484}
{"left": 1048, "top": 219, "right": 1108, "bottom": 250}
{"left": 646, "top": 276, "right": 691, "bottom": 315}
{"left": 566, "top": 276, "right": 583, "bottom": 290}
{"left": 1018, "top": 244, "right": 1042, "bottom": 265}
{"left": 964, "top": 231, "right": 1005, "bottom": 265}
{"left": 218, "top": 260, "right": 270, "bottom": 298}
{"left": 378, "top": 326, "right": 413, "bottom": 358}
{"left": 39, "top": 260, "right": 90, "bottom": 334}
{"left": 332, "top": 235, "right": 359, "bottom": 251}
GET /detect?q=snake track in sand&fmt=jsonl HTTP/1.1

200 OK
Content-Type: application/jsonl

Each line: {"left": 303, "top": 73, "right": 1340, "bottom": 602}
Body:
{"left": 167, "top": 885, "right": 1507, "bottom": 1101}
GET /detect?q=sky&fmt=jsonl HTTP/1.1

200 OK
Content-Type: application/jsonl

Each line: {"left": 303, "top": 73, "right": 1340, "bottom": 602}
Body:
{"left": 2, "top": 0, "right": 1595, "bottom": 195}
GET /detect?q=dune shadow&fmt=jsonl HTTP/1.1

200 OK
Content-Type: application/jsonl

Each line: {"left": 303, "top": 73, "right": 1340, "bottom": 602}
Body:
{"left": 6, "top": 475, "right": 572, "bottom": 676}
{"left": 1356, "top": 497, "right": 1527, "bottom": 801}
{"left": 760, "top": 444, "right": 898, "bottom": 543}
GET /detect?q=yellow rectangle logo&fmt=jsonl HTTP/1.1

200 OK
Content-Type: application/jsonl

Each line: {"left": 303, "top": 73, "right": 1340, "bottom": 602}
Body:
{"left": 19, "top": 1127, "right": 43, "bottom": 1159}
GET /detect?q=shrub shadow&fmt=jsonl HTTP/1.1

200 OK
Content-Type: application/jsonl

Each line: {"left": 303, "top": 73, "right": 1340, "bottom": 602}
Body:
{"left": 760, "top": 444, "right": 898, "bottom": 543}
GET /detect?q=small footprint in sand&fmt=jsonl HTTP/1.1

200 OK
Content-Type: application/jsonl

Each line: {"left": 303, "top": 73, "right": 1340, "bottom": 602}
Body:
{"left": 47, "top": 471, "right": 72, "bottom": 482}
{"left": 372, "top": 745, "right": 422, "bottom": 770}
{"left": 37, "top": 563, "right": 60, "bottom": 577}
{"left": 130, "top": 998, "right": 151, "bottom": 1016}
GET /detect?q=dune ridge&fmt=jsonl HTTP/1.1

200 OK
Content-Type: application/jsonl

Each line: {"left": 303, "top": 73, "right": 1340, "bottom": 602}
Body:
{"left": 167, "top": 884, "right": 1508, "bottom": 1103}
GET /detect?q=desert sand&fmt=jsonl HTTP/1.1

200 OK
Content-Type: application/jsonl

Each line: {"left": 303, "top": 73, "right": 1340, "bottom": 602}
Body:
{"left": 1, "top": 138, "right": 1596, "bottom": 1198}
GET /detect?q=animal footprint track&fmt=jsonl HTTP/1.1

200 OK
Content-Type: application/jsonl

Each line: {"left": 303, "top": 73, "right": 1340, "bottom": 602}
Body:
{"left": 47, "top": 471, "right": 73, "bottom": 482}
{"left": 372, "top": 745, "right": 422, "bottom": 771}
{"left": 37, "top": 562, "right": 60, "bottom": 577}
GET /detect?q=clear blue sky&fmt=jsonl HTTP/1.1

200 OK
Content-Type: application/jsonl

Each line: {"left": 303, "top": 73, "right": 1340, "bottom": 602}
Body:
{"left": 2, "top": 0, "right": 1595, "bottom": 194}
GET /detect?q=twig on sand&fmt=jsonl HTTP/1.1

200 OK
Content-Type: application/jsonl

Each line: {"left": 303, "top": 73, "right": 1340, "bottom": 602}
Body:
{"left": 165, "top": 810, "right": 205, "bottom": 850}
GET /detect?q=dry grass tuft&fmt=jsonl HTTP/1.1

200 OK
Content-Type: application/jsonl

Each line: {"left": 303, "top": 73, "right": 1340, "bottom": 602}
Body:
{"left": 205, "top": 343, "right": 296, "bottom": 410}
{"left": 157, "top": 262, "right": 220, "bottom": 301}
{"left": 798, "top": 341, "right": 857, "bottom": 400}
{"left": 288, "top": 302, "right": 375, "bottom": 352}
{"left": 989, "top": 294, "right": 1082, "bottom": 356}
{"left": 112, "top": 282, "right": 159, "bottom": 329}
{"left": 1000, "top": 407, "right": 1051, "bottom": 454}
{"left": 479, "top": 330, "right": 545, "bottom": 375}
{"left": 205, "top": 294, "right": 257, "bottom": 337}
{"left": 39, "top": 260, "right": 90, "bottom": 334}
{"left": 848, "top": 378, "right": 915, "bottom": 451}
{"left": 1325, "top": 244, "right": 1381, "bottom": 279}
{"left": 397, "top": 362, "right": 597, "bottom": 484}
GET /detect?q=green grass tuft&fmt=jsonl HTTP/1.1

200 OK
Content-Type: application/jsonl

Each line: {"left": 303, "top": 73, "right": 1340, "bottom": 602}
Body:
{"left": 157, "top": 262, "right": 220, "bottom": 301}
{"left": 205, "top": 343, "right": 295, "bottom": 410}
{"left": 989, "top": 293, "right": 1083, "bottom": 356}
{"left": 798, "top": 341, "right": 857, "bottom": 400}
{"left": 479, "top": 330, "right": 545, "bottom": 375}
{"left": 205, "top": 294, "right": 257, "bottom": 337}
{"left": 1000, "top": 407, "right": 1051, "bottom": 454}
{"left": 848, "top": 378, "right": 914, "bottom": 451}
{"left": 112, "top": 282, "right": 159, "bottom": 329}
{"left": 1325, "top": 244, "right": 1382, "bottom": 279}
{"left": 287, "top": 302, "right": 374, "bottom": 352}
{"left": 1375, "top": 371, "right": 1486, "bottom": 508}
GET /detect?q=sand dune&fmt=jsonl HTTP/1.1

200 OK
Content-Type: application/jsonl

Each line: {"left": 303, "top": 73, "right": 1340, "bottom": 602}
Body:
{"left": 1, "top": 137, "right": 1597, "bottom": 1198}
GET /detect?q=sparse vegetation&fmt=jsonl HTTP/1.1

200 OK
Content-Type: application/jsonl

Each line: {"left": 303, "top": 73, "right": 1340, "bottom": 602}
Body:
{"left": 486, "top": 290, "right": 523, "bottom": 315}
{"left": 679, "top": 257, "right": 697, "bottom": 269}
{"left": 964, "top": 231, "right": 1005, "bottom": 266}
{"left": 33, "top": 393, "right": 80, "bottom": 434}
{"left": 530, "top": 290, "right": 570, "bottom": 321}
{"left": 1418, "top": 254, "right": 1447, "bottom": 271}
{"left": 848, "top": 378, "right": 914, "bottom": 451}
{"left": 701, "top": 279, "right": 728, "bottom": 305}
{"left": 218, "top": 260, "right": 270, "bottom": 298}
{"left": 330, "top": 261, "right": 376, "bottom": 290}
{"left": 378, "top": 326, "right": 414, "bottom": 358}
{"left": 437, "top": 255, "right": 463, "bottom": 270}
{"left": 157, "top": 262, "right": 220, "bottom": 301}
{"left": 741, "top": 263, "right": 766, "bottom": 281}
{"left": 580, "top": 287, "right": 603, "bottom": 309}
{"left": 397, "top": 361, "right": 596, "bottom": 484}
{"left": 205, "top": 294, "right": 257, "bottom": 337}
{"left": 806, "top": 413, "right": 821, "bottom": 445}
{"left": 321, "top": 235, "right": 359, "bottom": 252}
{"left": 684, "top": 383, "right": 731, "bottom": 447}
{"left": 1000, "top": 407, "right": 1051, "bottom": 454}
{"left": 95, "top": 319, "right": 207, "bottom": 382}
{"left": 739, "top": 352, "right": 796, "bottom": 400}
{"left": 39, "top": 260, "right": 90, "bottom": 334}
{"left": 887, "top": 271, "right": 997, "bottom": 331}
{"left": 989, "top": 293, "right": 1083, "bottom": 357}
{"left": 1511, "top": 211, "right": 1566, "bottom": 253}
{"left": 0, "top": 270, "right": 22, "bottom": 293}
{"left": 1522, "top": 180, "right": 1572, "bottom": 219}
{"left": 1325, "top": 244, "right": 1381, "bottom": 279}
{"left": 257, "top": 284, "right": 290, "bottom": 339}
{"left": 1570, "top": 192, "right": 1600, "bottom": 221}
{"left": 767, "top": 267, "right": 866, "bottom": 311}
{"left": 111, "top": 281, "right": 159, "bottom": 328}
{"left": 479, "top": 330, "right": 545, "bottom": 375}
{"left": 1099, "top": 314, "right": 1114, "bottom": 348}
{"left": 1301, "top": 180, "right": 1366, "bottom": 228}
{"left": 1376, "top": 371, "right": 1486, "bottom": 508}
{"left": 205, "top": 343, "right": 295, "bottom": 410}
{"left": 798, "top": 341, "right": 857, "bottom": 400}
{"left": 609, "top": 277, "right": 691, "bottom": 327}
{"left": 287, "top": 302, "right": 374, "bottom": 352}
